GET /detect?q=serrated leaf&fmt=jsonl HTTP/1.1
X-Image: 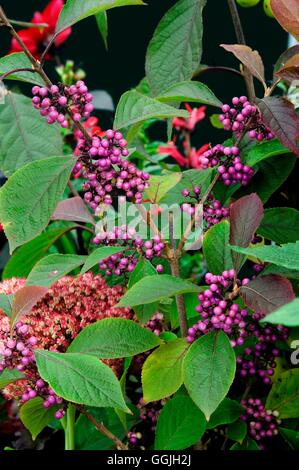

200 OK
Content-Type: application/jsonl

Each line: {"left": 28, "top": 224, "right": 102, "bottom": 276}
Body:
{"left": 156, "top": 81, "right": 222, "bottom": 108}
{"left": 257, "top": 208, "right": 299, "bottom": 244}
{"left": 128, "top": 259, "right": 158, "bottom": 324}
{"left": 145, "top": 173, "right": 182, "bottom": 203}
{"left": 229, "top": 193, "right": 264, "bottom": 272}
{"left": 160, "top": 168, "right": 213, "bottom": 205}
{"left": 0, "top": 293, "right": 14, "bottom": 317}
{"left": 0, "top": 92, "right": 63, "bottom": 177}
{"left": 207, "top": 398, "right": 244, "bottom": 429}
{"left": 20, "top": 397, "right": 59, "bottom": 440}
{"left": 117, "top": 275, "right": 200, "bottom": 307}
{"left": 227, "top": 420, "right": 247, "bottom": 444}
{"left": 257, "top": 97, "right": 299, "bottom": 157}
{"left": 68, "top": 318, "right": 161, "bottom": 358}
{"left": 142, "top": 339, "right": 190, "bottom": 403}
{"left": 183, "top": 331, "right": 236, "bottom": 420}
{"left": 0, "top": 53, "right": 44, "bottom": 86}
{"left": 203, "top": 220, "right": 233, "bottom": 274}
{"left": 145, "top": 0, "right": 207, "bottom": 96}
{"left": 80, "top": 246, "right": 126, "bottom": 274}
{"left": 266, "top": 369, "right": 299, "bottom": 418}
{"left": 270, "top": 0, "right": 299, "bottom": 40}
{"left": 243, "top": 139, "right": 290, "bottom": 167}
{"left": 230, "top": 242, "right": 299, "bottom": 271}
{"left": 11, "top": 286, "right": 48, "bottom": 331}
{"left": 221, "top": 44, "right": 266, "bottom": 87}
{"left": 239, "top": 274, "right": 295, "bottom": 315}
{"left": 0, "top": 156, "right": 75, "bottom": 253}
{"left": 26, "top": 254, "right": 86, "bottom": 287}
{"left": 261, "top": 297, "right": 299, "bottom": 327}
{"left": 52, "top": 197, "right": 95, "bottom": 225}
{"left": 56, "top": 0, "right": 145, "bottom": 33}
{"left": 155, "top": 394, "right": 206, "bottom": 450}
{"left": 35, "top": 350, "right": 129, "bottom": 411}
{"left": 114, "top": 91, "right": 189, "bottom": 129}
{"left": 2, "top": 227, "right": 75, "bottom": 279}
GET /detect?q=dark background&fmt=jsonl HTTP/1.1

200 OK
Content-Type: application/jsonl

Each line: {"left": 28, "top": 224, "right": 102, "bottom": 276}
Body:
{"left": 0, "top": 0, "right": 287, "bottom": 123}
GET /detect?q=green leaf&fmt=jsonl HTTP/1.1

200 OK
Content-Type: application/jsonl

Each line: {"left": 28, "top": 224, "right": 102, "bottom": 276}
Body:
{"left": 258, "top": 208, "right": 299, "bottom": 244}
{"left": 26, "top": 254, "right": 87, "bottom": 287}
{"left": 0, "top": 369, "right": 24, "bottom": 389}
{"left": 230, "top": 437, "right": 260, "bottom": 450}
{"left": 2, "top": 227, "right": 74, "bottom": 279}
{"left": 207, "top": 398, "right": 244, "bottom": 429}
{"left": 142, "top": 339, "right": 190, "bottom": 403}
{"left": 117, "top": 274, "right": 200, "bottom": 307}
{"left": 0, "top": 53, "right": 44, "bottom": 86}
{"left": 266, "top": 369, "right": 299, "bottom": 418}
{"left": 279, "top": 427, "right": 299, "bottom": 450}
{"left": 145, "top": 173, "right": 182, "bottom": 203}
{"left": 0, "top": 156, "right": 75, "bottom": 253}
{"left": 203, "top": 220, "right": 233, "bottom": 274}
{"left": 183, "top": 331, "right": 236, "bottom": 420}
{"left": 68, "top": 318, "right": 161, "bottom": 358}
{"left": 80, "top": 246, "right": 126, "bottom": 274}
{"left": 156, "top": 81, "right": 222, "bottom": 108}
{"left": 230, "top": 242, "right": 299, "bottom": 271}
{"left": 20, "top": 397, "right": 59, "bottom": 440}
{"left": 128, "top": 259, "right": 158, "bottom": 323}
{"left": 261, "top": 297, "right": 299, "bottom": 327}
{"left": 236, "top": 154, "right": 296, "bottom": 203}
{"left": 0, "top": 92, "right": 63, "bottom": 177}
{"left": 160, "top": 168, "right": 213, "bottom": 205}
{"left": 114, "top": 91, "right": 189, "bottom": 129}
{"left": 243, "top": 139, "right": 290, "bottom": 167}
{"left": 227, "top": 420, "right": 247, "bottom": 443}
{"left": 0, "top": 293, "right": 14, "bottom": 317}
{"left": 155, "top": 394, "right": 206, "bottom": 450}
{"left": 35, "top": 350, "right": 129, "bottom": 411}
{"left": 95, "top": 11, "right": 108, "bottom": 49}
{"left": 56, "top": 0, "right": 145, "bottom": 33}
{"left": 145, "top": 0, "right": 207, "bottom": 95}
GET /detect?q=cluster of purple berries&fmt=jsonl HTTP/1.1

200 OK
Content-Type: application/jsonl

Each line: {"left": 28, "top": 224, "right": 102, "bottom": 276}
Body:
{"left": 146, "top": 312, "right": 164, "bottom": 336}
{"left": 73, "top": 130, "right": 150, "bottom": 208}
{"left": 241, "top": 399, "right": 280, "bottom": 448}
{"left": 93, "top": 226, "right": 165, "bottom": 276}
{"left": 237, "top": 313, "right": 288, "bottom": 385}
{"left": 200, "top": 144, "right": 254, "bottom": 186}
{"left": 219, "top": 96, "right": 274, "bottom": 141}
{"left": 32, "top": 80, "right": 94, "bottom": 128}
{"left": 127, "top": 431, "right": 143, "bottom": 447}
{"left": 187, "top": 270, "right": 250, "bottom": 346}
{"left": 0, "top": 322, "right": 65, "bottom": 419}
{"left": 181, "top": 187, "right": 230, "bottom": 228}
{"left": 137, "top": 398, "right": 164, "bottom": 432}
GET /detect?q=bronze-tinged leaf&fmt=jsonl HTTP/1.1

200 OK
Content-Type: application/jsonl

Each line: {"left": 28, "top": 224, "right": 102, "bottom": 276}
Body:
{"left": 51, "top": 197, "right": 95, "bottom": 225}
{"left": 274, "top": 46, "right": 299, "bottom": 78}
{"left": 229, "top": 194, "right": 264, "bottom": 272}
{"left": 220, "top": 44, "right": 266, "bottom": 88}
{"left": 257, "top": 97, "right": 299, "bottom": 157}
{"left": 271, "top": 0, "right": 299, "bottom": 40}
{"left": 11, "top": 286, "right": 48, "bottom": 332}
{"left": 240, "top": 274, "right": 295, "bottom": 315}
{"left": 275, "top": 65, "right": 299, "bottom": 84}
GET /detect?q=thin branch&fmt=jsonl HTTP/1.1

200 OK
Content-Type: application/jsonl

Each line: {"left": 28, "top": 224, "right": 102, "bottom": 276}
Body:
{"left": 226, "top": 0, "right": 255, "bottom": 101}
{"left": 40, "top": 33, "right": 59, "bottom": 67}
{"left": 77, "top": 406, "right": 128, "bottom": 450}
{"left": 68, "top": 181, "right": 80, "bottom": 198}
{"left": 7, "top": 19, "right": 49, "bottom": 28}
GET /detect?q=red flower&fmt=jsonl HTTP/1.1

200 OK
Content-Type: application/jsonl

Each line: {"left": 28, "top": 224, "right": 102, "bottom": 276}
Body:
{"left": 173, "top": 104, "right": 206, "bottom": 132}
{"left": 157, "top": 141, "right": 210, "bottom": 169}
{"left": 10, "top": 0, "right": 71, "bottom": 60}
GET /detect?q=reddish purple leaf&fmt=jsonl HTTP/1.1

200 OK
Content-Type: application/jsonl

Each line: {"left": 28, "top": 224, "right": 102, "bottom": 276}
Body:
{"left": 271, "top": 0, "right": 299, "bottom": 40}
{"left": 274, "top": 45, "right": 299, "bottom": 78}
{"left": 221, "top": 44, "right": 266, "bottom": 87}
{"left": 51, "top": 197, "right": 95, "bottom": 225}
{"left": 11, "top": 286, "right": 48, "bottom": 332}
{"left": 230, "top": 193, "right": 264, "bottom": 272}
{"left": 276, "top": 65, "right": 299, "bottom": 84}
{"left": 240, "top": 274, "right": 295, "bottom": 315}
{"left": 257, "top": 97, "right": 299, "bottom": 157}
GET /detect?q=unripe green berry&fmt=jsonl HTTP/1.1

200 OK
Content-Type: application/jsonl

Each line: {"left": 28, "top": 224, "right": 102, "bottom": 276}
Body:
{"left": 236, "top": 0, "right": 260, "bottom": 7}
{"left": 263, "top": 0, "right": 274, "bottom": 17}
